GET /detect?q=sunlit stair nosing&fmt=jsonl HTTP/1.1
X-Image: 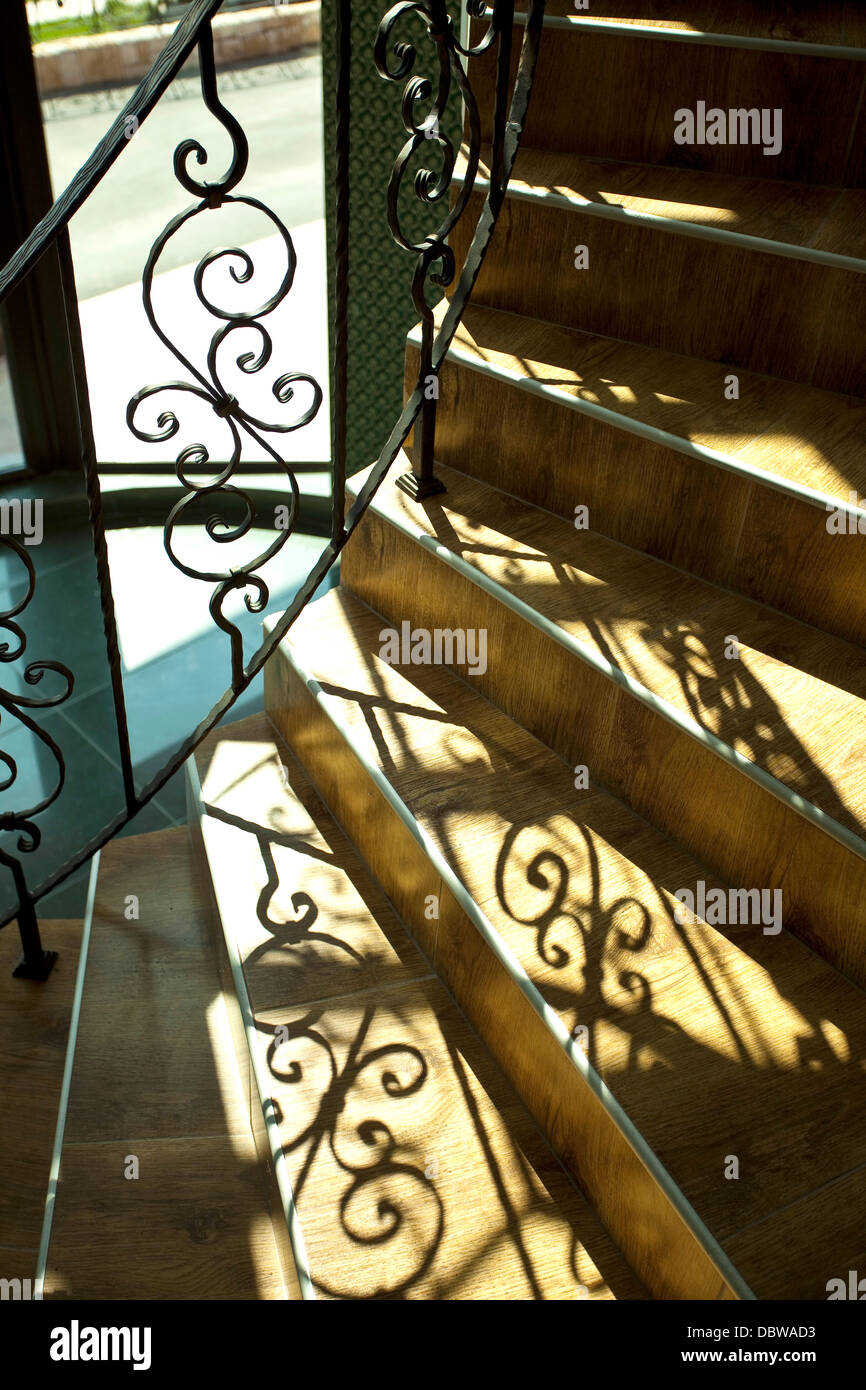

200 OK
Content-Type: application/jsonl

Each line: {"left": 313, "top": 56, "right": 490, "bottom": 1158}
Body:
{"left": 186, "top": 753, "right": 316, "bottom": 1302}
{"left": 34, "top": 852, "right": 100, "bottom": 1302}
{"left": 407, "top": 321, "right": 866, "bottom": 525}
{"left": 453, "top": 170, "right": 866, "bottom": 277}
{"left": 509, "top": 10, "right": 866, "bottom": 61}
{"left": 349, "top": 470, "right": 866, "bottom": 868}
{"left": 269, "top": 614, "right": 757, "bottom": 1302}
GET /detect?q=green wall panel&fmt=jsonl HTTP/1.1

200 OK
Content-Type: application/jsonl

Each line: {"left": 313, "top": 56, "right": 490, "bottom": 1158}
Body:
{"left": 321, "top": 0, "right": 462, "bottom": 480}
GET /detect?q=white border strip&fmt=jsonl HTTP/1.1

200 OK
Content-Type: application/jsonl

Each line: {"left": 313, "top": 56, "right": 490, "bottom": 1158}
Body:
{"left": 512, "top": 11, "right": 866, "bottom": 61}
{"left": 351, "top": 472, "right": 866, "bottom": 866}
{"left": 456, "top": 170, "right": 866, "bottom": 276}
{"left": 186, "top": 753, "right": 316, "bottom": 1301}
{"left": 34, "top": 851, "right": 100, "bottom": 1301}
{"left": 271, "top": 619, "right": 755, "bottom": 1301}
{"left": 408, "top": 322, "right": 866, "bottom": 524}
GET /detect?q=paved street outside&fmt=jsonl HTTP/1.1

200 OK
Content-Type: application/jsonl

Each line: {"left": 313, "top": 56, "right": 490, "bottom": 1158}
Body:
{"left": 43, "top": 50, "right": 325, "bottom": 299}
{"left": 27, "top": 0, "right": 267, "bottom": 26}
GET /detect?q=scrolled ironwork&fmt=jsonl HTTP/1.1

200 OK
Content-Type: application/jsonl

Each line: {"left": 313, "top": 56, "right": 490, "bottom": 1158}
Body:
{"left": 126, "top": 21, "right": 323, "bottom": 690}
{"left": 375, "top": 0, "right": 513, "bottom": 498}
{"left": 0, "top": 539, "right": 74, "bottom": 973}
{"left": 0, "top": 541, "right": 74, "bottom": 853}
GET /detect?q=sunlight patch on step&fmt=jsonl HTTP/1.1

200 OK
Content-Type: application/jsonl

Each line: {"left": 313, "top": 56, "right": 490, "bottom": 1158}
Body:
{"left": 205, "top": 993, "right": 252, "bottom": 1163}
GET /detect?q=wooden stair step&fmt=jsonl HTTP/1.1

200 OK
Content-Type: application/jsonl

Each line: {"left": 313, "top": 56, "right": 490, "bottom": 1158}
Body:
{"left": 351, "top": 458, "right": 866, "bottom": 846}
{"left": 344, "top": 458, "right": 866, "bottom": 991}
{"left": 188, "top": 712, "right": 643, "bottom": 1300}
{"left": 470, "top": 15, "right": 866, "bottom": 185}
{"left": 461, "top": 144, "right": 865, "bottom": 262}
{"left": 541, "top": 2, "right": 866, "bottom": 49}
{"left": 430, "top": 295, "right": 866, "bottom": 503}
{"left": 450, "top": 146, "right": 866, "bottom": 396}
{"left": 266, "top": 585, "right": 866, "bottom": 1299}
{"left": 43, "top": 827, "right": 286, "bottom": 1300}
{"left": 0, "top": 918, "right": 83, "bottom": 1291}
{"left": 410, "top": 299, "right": 866, "bottom": 647}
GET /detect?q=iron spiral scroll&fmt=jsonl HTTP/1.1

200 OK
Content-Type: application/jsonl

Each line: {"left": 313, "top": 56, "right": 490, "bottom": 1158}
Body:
{"left": 126, "top": 21, "right": 323, "bottom": 690}
{"left": 0, "top": 540, "right": 74, "bottom": 977}
{"left": 374, "top": 0, "right": 514, "bottom": 498}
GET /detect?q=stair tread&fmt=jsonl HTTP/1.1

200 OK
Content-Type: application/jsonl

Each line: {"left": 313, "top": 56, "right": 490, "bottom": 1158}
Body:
{"left": 541, "top": 0, "right": 866, "bottom": 48}
{"left": 433, "top": 297, "right": 866, "bottom": 508}
{"left": 352, "top": 457, "right": 866, "bottom": 846}
{"left": 463, "top": 142, "right": 866, "bottom": 259}
{"left": 195, "top": 714, "right": 434, "bottom": 1016}
{"left": 282, "top": 585, "right": 866, "bottom": 1292}
{"left": 0, "top": 918, "right": 82, "bottom": 1260}
{"left": 44, "top": 826, "right": 286, "bottom": 1300}
{"left": 194, "top": 712, "right": 643, "bottom": 1300}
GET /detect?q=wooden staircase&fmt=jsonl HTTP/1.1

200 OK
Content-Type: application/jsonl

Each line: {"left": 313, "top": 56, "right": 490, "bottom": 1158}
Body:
{"left": 24, "top": 4, "right": 866, "bottom": 1301}
{"left": 188, "top": 715, "right": 645, "bottom": 1299}
{"left": 254, "top": 5, "right": 866, "bottom": 1298}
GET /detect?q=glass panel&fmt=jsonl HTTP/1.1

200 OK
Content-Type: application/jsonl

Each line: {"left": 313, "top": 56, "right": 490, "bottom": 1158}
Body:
{"left": 0, "top": 4, "right": 335, "bottom": 926}
{"left": 30, "top": 6, "right": 332, "bottom": 834}
{"left": 0, "top": 475, "right": 126, "bottom": 923}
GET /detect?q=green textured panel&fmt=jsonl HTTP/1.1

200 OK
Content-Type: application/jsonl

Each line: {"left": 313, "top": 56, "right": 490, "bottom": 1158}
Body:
{"left": 322, "top": 0, "right": 462, "bottom": 480}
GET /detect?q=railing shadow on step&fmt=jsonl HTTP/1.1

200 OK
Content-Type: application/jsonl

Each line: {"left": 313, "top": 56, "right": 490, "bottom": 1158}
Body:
{"left": 303, "top": 656, "right": 865, "bottom": 1267}
{"left": 0, "top": 0, "right": 546, "bottom": 977}
{"left": 199, "top": 787, "right": 633, "bottom": 1298}
{"left": 417, "top": 500, "right": 862, "bottom": 836}
{"left": 443, "top": 307, "right": 866, "bottom": 554}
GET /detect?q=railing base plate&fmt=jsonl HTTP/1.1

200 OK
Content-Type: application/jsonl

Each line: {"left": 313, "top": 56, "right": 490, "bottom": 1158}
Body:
{"left": 13, "top": 949, "right": 58, "bottom": 982}
{"left": 395, "top": 470, "right": 447, "bottom": 502}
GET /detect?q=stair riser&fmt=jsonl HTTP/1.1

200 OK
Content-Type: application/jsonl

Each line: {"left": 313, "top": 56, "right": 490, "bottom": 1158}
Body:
{"left": 405, "top": 345, "right": 866, "bottom": 649}
{"left": 448, "top": 192, "right": 866, "bottom": 396}
{"left": 472, "top": 28, "right": 866, "bottom": 185}
{"left": 341, "top": 508, "right": 866, "bottom": 994}
{"left": 264, "top": 644, "right": 739, "bottom": 1301}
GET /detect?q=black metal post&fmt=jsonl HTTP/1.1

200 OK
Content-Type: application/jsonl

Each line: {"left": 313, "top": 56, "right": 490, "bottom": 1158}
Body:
{"left": 397, "top": 312, "right": 446, "bottom": 499}
{"left": 10, "top": 862, "right": 56, "bottom": 981}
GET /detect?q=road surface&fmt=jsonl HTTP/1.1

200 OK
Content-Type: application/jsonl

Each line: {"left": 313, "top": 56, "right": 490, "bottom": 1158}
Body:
{"left": 42, "top": 53, "right": 325, "bottom": 300}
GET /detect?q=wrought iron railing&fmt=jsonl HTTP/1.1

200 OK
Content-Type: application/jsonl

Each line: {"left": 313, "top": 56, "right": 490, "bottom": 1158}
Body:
{"left": 0, "top": 0, "right": 544, "bottom": 977}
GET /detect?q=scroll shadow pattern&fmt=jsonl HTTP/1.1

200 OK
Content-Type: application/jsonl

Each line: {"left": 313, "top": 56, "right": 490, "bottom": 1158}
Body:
{"left": 126, "top": 21, "right": 323, "bottom": 691}
{"left": 495, "top": 823, "right": 654, "bottom": 1065}
{"left": 265, "top": 1004, "right": 445, "bottom": 1299}
{"left": 201, "top": 795, "right": 444, "bottom": 1297}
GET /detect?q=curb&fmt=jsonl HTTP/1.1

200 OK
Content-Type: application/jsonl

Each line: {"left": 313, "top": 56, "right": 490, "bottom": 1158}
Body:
{"left": 34, "top": 2, "right": 321, "bottom": 96}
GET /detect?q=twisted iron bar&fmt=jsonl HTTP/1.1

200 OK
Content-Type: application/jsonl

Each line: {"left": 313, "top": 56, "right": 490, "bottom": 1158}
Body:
{"left": 126, "top": 21, "right": 322, "bottom": 691}
{"left": 375, "top": 0, "right": 514, "bottom": 498}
